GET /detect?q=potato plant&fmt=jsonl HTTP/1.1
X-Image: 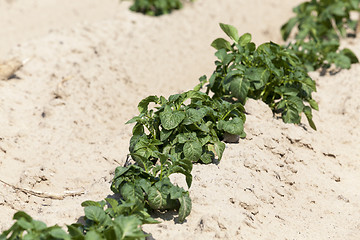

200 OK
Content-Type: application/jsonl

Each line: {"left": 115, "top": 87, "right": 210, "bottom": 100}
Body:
{"left": 128, "top": 0, "right": 193, "bottom": 16}
{"left": 111, "top": 165, "right": 191, "bottom": 223}
{"left": 127, "top": 89, "right": 246, "bottom": 166}
{"left": 0, "top": 211, "right": 70, "bottom": 240}
{"left": 207, "top": 23, "right": 318, "bottom": 130}
{"left": 0, "top": 200, "right": 154, "bottom": 240}
{"left": 281, "top": 0, "right": 359, "bottom": 71}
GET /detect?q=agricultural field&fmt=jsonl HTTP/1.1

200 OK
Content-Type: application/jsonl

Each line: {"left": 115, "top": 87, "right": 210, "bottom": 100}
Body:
{"left": 1, "top": 0, "right": 360, "bottom": 239}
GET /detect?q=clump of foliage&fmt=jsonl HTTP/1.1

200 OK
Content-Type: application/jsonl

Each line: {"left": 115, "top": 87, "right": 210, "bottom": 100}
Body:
{"left": 207, "top": 23, "right": 318, "bottom": 130}
{"left": 115, "top": 87, "right": 246, "bottom": 226}
{"left": 1, "top": 163, "right": 192, "bottom": 239}
{"left": 75, "top": 197, "right": 157, "bottom": 239}
{"left": 281, "top": 0, "right": 359, "bottom": 71}
{"left": 0, "top": 211, "right": 70, "bottom": 240}
{"left": 0, "top": 198, "right": 155, "bottom": 240}
{"left": 111, "top": 165, "right": 191, "bottom": 223}
{"left": 127, "top": 89, "right": 246, "bottom": 166}
{"left": 128, "top": 0, "right": 192, "bottom": 16}
{"left": 109, "top": 88, "right": 246, "bottom": 226}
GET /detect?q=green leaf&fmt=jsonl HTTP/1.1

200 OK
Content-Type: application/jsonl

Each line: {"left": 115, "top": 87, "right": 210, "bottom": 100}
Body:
{"left": 333, "top": 53, "right": 351, "bottom": 69}
{"left": 350, "top": 0, "right": 359, "bottom": 9}
{"left": 32, "top": 220, "right": 47, "bottom": 231}
{"left": 288, "top": 96, "right": 305, "bottom": 111}
{"left": 308, "top": 99, "right": 319, "bottom": 110}
{"left": 176, "top": 132, "right": 197, "bottom": 144}
{"left": 147, "top": 186, "right": 167, "bottom": 210}
{"left": 281, "top": 17, "right": 298, "bottom": 41}
{"left": 105, "top": 198, "right": 119, "bottom": 210}
{"left": 132, "top": 123, "right": 144, "bottom": 136}
{"left": 168, "top": 93, "right": 181, "bottom": 103}
{"left": 160, "top": 128, "right": 173, "bottom": 141}
{"left": 103, "top": 228, "right": 116, "bottom": 240}
{"left": 199, "top": 135, "right": 211, "bottom": 146}
{"left": 138, "top": 96, "right": 159, "bottom": 114}
{"left": 303, "top": 106, "right": 317, "bottom": 130}
{"left": 129, "top": 134, "right": 144, "bottom": 153}
{"left": 217, "top": 117, "right": 245, "bottom": 136}
{"left": 113, "top": 216, "right": 147, "bottom": 239}
{"left": 183, "top": 108, "right": 206, "bottom": 125}
{"left": 84, "top": 230, "right": 103, "bottom": 240}
{"left": 219, "top": 23, "right": 240, "bottom": 43}
{"left": 168, "top": 185, "right": 184, "bottom": 200}
{"left": 229, "top": 76, "right": 250, "bottom": 103}
{"left": 245, "top": 67, "right": 269, "bottom": 90}
{"left": 302, "top": 77, "right": 317, "bottom": 92}
{"left": 160, "top": 109, "right": 185, "bottom": 130}
{"left": 198, "top": 123, "right": 210, "bottom": 133}
{"left": 49, "top": 228, "right": 71, "bottom": 240}
{"left": 16, "top": 218, "right": 33, "bottom": 230}
{"left": 329, "top": 3, "right": 346, "bottom": 16}
{"left": 132, "top": 136, "right": 150, "bottom": 152}
{"left": 214, "top": 141, "right": 226, "bottom": 160}
{"left": 120, "top": 182, "right": 144, "bottom": 203}
{"left": 67, "top": 224, "right": 85, "bottom": 239}
{"left": 81, "top": 200, "right": 104, "bottom": 208}
{"left": 136, "top": 210, "right": 160, "bottom": 225}
{"left": 138, "top": 178, "right": 152, "bottom": 194}
{"left": 178, "top": 158, "right": 193, "bottom": 174}
{"left": 84, "top": 206, "right": 109, "bottom": 225}
{"left": 199, "top": 152, "right": 214, "bottom": 164}
{"left": 178, "top": 193, "right": 192, "bottom": 223}
{"left": 211, "top": 38, "right": 232, "bottom": 51}
{"left": 183, "top": 141, "right": 202, "bottom": 162}
{"left": 13, "top": 211, "right": 32, "bottom": 222}
{"left": 112, "top": 166, "right": 131, "bottom": 182}
{"left": 215, "top": 48, "right": 228, "bottom": 62}
{"left": 341, "top": 48, "right": 359, "bottom": 64}
{"left": 186, "top": 89, "right": 208, "bottom": 100}
{"left": 238, "top": 33, "right": 252, "bottom": 46}
{"left": 275, "top": 86, "right": 299, "bottom": 97}
{"left": 125, "top": 116, "right": 142, "bottom": 124}
{"left": 282, "top": 105, "right": 301, "bottom": 124}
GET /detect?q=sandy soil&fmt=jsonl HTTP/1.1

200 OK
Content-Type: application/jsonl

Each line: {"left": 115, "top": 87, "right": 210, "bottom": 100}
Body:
{"left": 1, "top": 0, "right": 360, "bottom": 239}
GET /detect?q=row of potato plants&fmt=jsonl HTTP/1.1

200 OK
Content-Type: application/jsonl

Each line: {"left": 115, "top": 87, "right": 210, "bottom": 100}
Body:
{"left": 2, "top": 0, "right": 359, "bottom": 239}
{"left": 0, "top": 23, "right": 320, "bottom": 240}
{"left": 0, "top": 88, "right": 245, "bottom": 240}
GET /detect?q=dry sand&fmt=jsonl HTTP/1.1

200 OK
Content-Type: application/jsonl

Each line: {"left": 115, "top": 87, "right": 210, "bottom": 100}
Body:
{"left": 1, "top": 0, "right": 360, "bottom": 239}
